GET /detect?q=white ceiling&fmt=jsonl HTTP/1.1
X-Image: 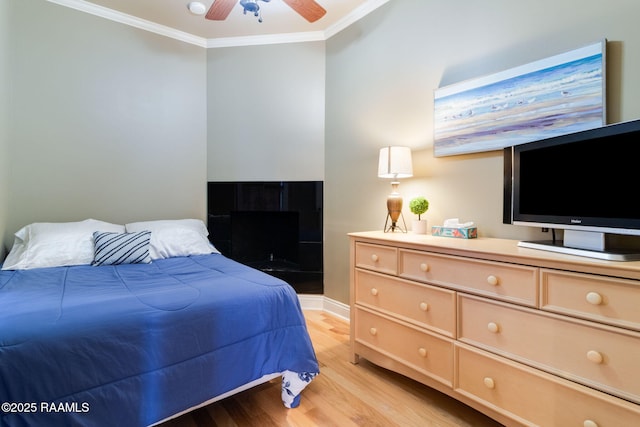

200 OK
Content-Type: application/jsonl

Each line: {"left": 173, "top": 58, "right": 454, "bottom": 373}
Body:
{"left": 48, "top": 0, "right": 390, "bottom": 48}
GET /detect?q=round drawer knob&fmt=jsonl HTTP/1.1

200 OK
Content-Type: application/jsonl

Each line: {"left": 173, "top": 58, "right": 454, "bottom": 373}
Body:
{"left": 420, "top": 263, "right": 429, "bottom": 272}
{"left": 371, "top": 254, "right": 379, "bottom": 262}
{"left": 419, "top": 302, "right": 429, "bottom": 312}
{"left": 583, "top": 420, "right": 599, "bottom": 427}
{"left": 487, "top": 275, "right": 499, "bottom": 286}
{"left": 587, "top": 350, "right": 603, "bottom": 364}
{"left": 369, "top": 327, "right": 377, "bottom": 336}
{"left": 483, "top": 377, "right": 495, "bottom": 389}
{"left": 418, "top": 348, "right": 428, "bottom": 357}
{"left": 370, "top": 288, "right": 379, "bottom": 296}
{"left": 487, "top": 322, "right": 500, "bottom": 333}
{"left": 586, "top": 292, "right": 603, "bottom": 305}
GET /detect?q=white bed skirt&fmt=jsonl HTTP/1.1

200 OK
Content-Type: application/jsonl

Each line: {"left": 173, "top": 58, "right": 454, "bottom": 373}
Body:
{"left": 149, "top": 372, "right": 281, "bottom": 426}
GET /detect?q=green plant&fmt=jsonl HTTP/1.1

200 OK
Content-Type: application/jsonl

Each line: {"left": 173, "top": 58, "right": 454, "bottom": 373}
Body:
{"left": 409, "top": 197, "right": 429, "bottom": 220}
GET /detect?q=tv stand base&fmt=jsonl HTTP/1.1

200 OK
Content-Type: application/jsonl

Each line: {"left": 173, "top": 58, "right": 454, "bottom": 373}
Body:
{"left": 517, "top": 239, "right": 640, "bottom": 261}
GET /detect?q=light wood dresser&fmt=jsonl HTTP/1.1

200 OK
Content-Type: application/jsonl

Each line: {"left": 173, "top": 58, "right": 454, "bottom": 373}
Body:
{"left": 349, "top": 231, "right": 640, "bottom": 427}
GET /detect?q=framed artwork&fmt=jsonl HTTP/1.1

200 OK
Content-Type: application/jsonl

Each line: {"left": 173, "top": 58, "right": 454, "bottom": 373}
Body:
{"left": 434, "top": 40, "right": 606, "bottom": 157}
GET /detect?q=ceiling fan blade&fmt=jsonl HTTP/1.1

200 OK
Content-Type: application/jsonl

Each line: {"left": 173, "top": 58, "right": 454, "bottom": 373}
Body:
{"left": 282, "top": 0, "right": 327, "bottom": 23}
{"left": 205, "top": 0, "right": 238, "bottom": 20}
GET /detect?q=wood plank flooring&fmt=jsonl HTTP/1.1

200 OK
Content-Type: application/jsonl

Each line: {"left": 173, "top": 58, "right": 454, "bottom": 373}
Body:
{"left": 159, "top": 310, "right": 504, "bottom": 427}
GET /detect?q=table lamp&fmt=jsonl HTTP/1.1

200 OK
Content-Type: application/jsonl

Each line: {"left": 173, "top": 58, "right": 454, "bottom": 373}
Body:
{"left": 378, "top": 146, "right": 413, "bottom": 232}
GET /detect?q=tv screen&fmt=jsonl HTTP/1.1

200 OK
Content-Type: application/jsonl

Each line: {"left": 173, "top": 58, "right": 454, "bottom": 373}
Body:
{"left": 231, "top": 211, "right": 300, "bottom": 269}
{"left": 509, "top": 119, "right": 640, "bottom": 260}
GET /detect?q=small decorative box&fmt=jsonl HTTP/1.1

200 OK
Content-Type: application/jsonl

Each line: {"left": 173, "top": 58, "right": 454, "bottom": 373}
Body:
{"left": 431, "top": 226, "right": 477, "bottom": 239}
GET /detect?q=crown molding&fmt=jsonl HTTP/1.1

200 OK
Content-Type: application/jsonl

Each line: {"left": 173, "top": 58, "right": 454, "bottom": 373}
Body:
{"left": 324, "top": 0, "right": 389, "bottom": 39}
{"left": 47, "top": 0, "right": 390, "bottom": 48}
{"left": 207, "top": 30, "right": 326, "bottom": 48}
{"left": 47, "top": 0, "right": 208, "bottom": 47}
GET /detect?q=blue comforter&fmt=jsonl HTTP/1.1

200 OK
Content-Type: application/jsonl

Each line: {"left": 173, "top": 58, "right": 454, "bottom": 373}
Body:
{"left": 0, "top": 254, "right": 319, "bottom": 426}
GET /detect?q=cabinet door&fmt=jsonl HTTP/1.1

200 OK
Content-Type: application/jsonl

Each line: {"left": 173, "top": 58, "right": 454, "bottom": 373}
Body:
{"left": 456, "top": 343, "right": 640, "bottom": 427}
{"left": 541, "top": 269, "right": 640, "bottom": 330}
{"left": 355, "top": 242, "right": 398, "bottom": 275}
{"left": 355, "top": 307, "right": 454, "bottom": 387}
{"left": 399, "top": 249, "right": 538, "bottom": 307}
{"left": 355, "top": 269, "right": 456, "bottom": 337}
{"left": 458, "top": 294, "right": 640, "bottom": 404}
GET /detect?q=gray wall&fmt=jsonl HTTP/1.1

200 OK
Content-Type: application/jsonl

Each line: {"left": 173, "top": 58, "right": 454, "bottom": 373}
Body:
{"left": 3, "top": 0, "right": 207, "bottom": 252}
{"left": 4, "top": 0, "right": 640, "bottom": 308}
{"left": 324, "top": 0, "right": 640, "bottom": 304}
{"left": 206, "top": 42, "right": 325, "bottom": 181}
{"left": 0, "top": 0, "right": 9, "bottom": 259}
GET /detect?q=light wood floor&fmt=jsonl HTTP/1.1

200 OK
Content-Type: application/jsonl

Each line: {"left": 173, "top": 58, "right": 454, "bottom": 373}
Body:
{"left": 159, "top": 310, "right": 504, "bottom": 427}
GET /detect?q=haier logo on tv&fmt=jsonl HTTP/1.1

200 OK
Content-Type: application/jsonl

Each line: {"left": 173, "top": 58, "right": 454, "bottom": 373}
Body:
{"left": 571, "top": 219, "right": 583, "bottom": 224}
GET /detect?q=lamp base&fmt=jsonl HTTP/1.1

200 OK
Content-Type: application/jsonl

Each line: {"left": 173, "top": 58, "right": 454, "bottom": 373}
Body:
{"left": 384, "top": 212, "right": 407, "bottom": 233}
{"left": 384, "top": 181, "right": 407, "bottom": 233}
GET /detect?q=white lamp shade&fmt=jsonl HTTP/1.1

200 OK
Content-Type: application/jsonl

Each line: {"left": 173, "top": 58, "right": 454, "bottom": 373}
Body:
{"left": 378, "top": 146, "right": 413, "bottom": 179}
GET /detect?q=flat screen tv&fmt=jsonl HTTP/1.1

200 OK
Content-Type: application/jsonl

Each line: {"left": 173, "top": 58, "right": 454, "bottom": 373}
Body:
{"left": 230, "top": 211, "right": 300, "bottom": 270}
{"left": 507, "top": 119, "right": 640, "bottom": 261}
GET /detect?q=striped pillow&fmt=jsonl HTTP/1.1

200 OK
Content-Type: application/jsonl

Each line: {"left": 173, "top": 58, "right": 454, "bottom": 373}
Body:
{"left": 92, "top": 231, "right": 151, "bottom": 266}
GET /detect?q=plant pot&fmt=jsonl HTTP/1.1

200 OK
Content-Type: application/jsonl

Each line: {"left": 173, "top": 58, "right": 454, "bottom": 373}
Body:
{"left": 412, "top": 219, "right": 427, "bottom": 234}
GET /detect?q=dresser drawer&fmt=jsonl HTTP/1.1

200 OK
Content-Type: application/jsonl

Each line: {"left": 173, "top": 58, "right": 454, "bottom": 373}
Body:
{"left": 458, "top": 294, "right": 640, "bottom": 404}
{"left": 541, "top": 269, "right": 640, "bottom": 331}
{"left": 354, "top": 307, "right": 453, "bottom": 386}
{"left": 399, "top": 249, "right": 538, "bottom": 307}
{"left": 355, "top": 269, "right": 456, "bottom": 337}
{"left": 455, "top": 343, "right": 640, "bottom": 427}
{"left": 355, "top": 242, "right": 398, "bottom": 275}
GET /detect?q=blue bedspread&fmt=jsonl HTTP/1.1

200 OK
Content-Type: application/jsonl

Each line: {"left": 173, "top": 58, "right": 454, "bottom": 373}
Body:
{"left": 0, "top": 254, "right": 319, "bottom": 426}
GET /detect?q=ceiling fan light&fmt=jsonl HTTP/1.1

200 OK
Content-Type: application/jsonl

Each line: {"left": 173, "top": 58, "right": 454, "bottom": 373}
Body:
{"left": 187, "top": 2, "right": 207, "bottom": 15}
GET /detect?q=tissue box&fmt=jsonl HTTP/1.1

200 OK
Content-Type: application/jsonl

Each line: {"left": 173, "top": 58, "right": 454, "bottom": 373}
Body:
{"left": 431, "top": 226, "right": 477, "bottom": 239}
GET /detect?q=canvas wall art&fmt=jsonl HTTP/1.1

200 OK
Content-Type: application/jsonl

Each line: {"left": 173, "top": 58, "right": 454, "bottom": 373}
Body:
{"left": 434, "top": 40, "right": 606, "bottom": 157}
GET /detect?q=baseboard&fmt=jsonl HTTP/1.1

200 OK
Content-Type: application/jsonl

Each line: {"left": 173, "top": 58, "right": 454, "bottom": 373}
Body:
{"left": 298, "top": 294, "right": 350, "bottom": 322}
{"left": 297, "top": 294, "right": 324, "bottom": 311}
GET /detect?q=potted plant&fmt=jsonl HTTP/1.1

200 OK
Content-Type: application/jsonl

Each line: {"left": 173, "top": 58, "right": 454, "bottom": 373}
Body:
{"left": 409, "top": 196, "right": 429, "bottom": 234}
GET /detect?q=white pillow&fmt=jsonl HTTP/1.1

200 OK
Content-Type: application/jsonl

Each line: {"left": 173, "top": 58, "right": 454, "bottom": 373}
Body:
{"left": 1, "top": 219, "right": 125, "bottom": 270}
{"left": 125, "top": 219, "right": 219, "bottom": 260}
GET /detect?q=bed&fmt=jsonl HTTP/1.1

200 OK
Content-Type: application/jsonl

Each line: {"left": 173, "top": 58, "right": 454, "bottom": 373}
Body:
{"left": 0, "top": 219, "right": 319, "bottom": 427}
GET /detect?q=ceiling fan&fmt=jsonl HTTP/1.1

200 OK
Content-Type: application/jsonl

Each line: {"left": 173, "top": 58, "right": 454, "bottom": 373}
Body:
{"left": 205, "top": 0, "right": 327, "bottom": 23}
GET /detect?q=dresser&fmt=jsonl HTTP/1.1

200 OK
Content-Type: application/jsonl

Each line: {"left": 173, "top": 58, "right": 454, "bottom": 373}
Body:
{"left": 349, "top": 231, "right": 640, "bottom": 427}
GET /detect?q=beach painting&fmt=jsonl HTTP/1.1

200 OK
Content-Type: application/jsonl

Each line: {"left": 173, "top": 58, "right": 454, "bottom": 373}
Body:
{"left": 434, "top": 40, "right": 606, "bottom": 157}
